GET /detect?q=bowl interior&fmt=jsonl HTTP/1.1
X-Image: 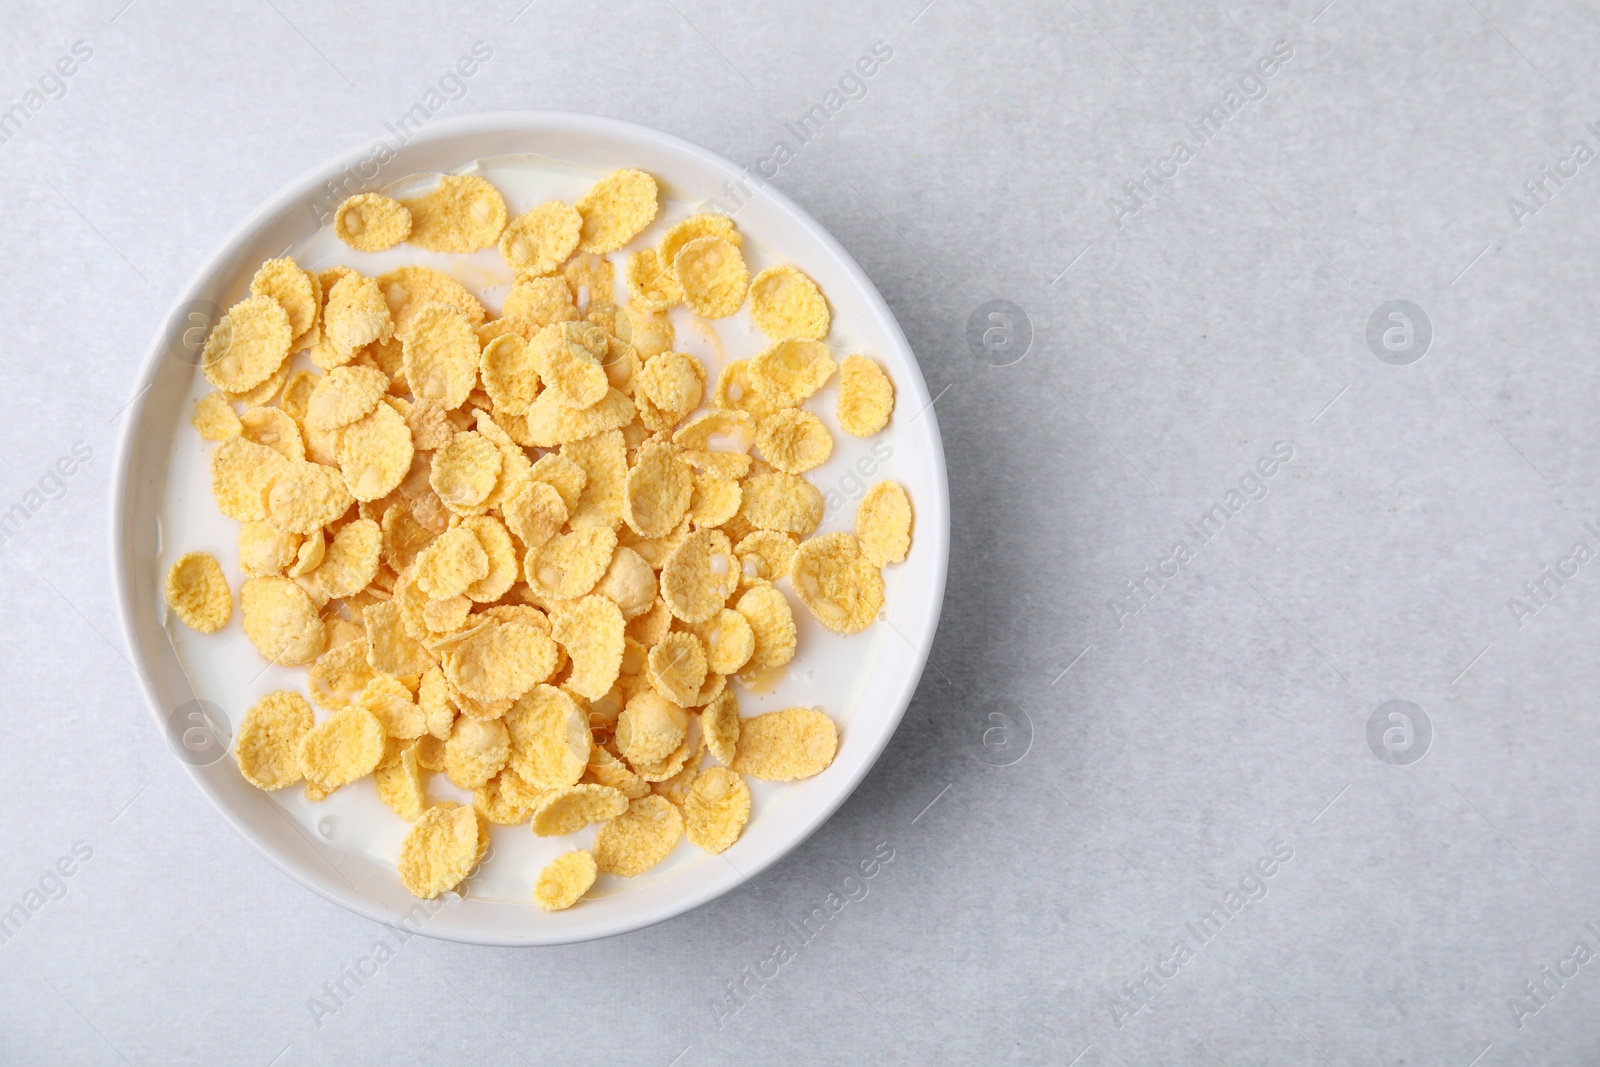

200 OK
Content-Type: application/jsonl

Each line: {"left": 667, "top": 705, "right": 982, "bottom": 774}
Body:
{"left": 112, "top": 111, "right": 948, "bottom": 945}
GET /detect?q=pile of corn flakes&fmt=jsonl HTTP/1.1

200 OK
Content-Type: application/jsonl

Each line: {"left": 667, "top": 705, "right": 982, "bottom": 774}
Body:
{"left": 166, "top": 167, "right": 912, "bottom": 911}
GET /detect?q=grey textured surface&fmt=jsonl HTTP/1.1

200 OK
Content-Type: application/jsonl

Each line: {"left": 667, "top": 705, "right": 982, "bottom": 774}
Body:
{"left": 3, "top": 0, "right": 1599, "bottom": 1063}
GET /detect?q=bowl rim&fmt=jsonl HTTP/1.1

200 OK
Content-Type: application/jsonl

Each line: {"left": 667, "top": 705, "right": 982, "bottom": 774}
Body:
{"left": 110, "top": 109, "right": 949, "bottom": 946}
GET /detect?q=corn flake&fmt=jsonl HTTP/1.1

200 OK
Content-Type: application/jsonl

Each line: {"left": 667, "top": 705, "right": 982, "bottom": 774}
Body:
{"left": 376, "top": 741, "right": 429, "bottom": 820}
{"left": 632, "top": 738, "right": 698, "bottom": 786}
{"left": 299, "top": 705, "right": 386, "bottom": 790}
{"left": 637, "top": 351, "right": 704, "bottom": 426}
{"left": 856, "top": 481, "right": 912, "bottom": 566}
{"left": 748, "top": 264, "right": 829, "bottom": 342}
{"left": 446, "top": 619, "right": 557, "bottom": 703}
{"left": 735, "top": 530, "right": 797, "bottom": 586}
{"left": 360, "top": 675, "right": 426, "bottom": 739}
{"left": 417, "top": 665, "right": 455, "bottom": 737}
{"left": 223, "top": 363, "right": 293, "bottom": 413}
{"left": 445, "top": 715, "right": 510, "bottom": 789}
{"left": 530, "top": 322, "right": 609, "bottom": 409}
{"left": 837, "top": 354, "right": 895, "bottom": 436}
{"left": 250, "top": 257, "right": 320, "bottom": 347}
{"left": 735, "top": 582, "right": 797, "bottom": 670}
{"left": 506, "top": 685, "right": 590, "bottom": 789}
{"left": 616, "top": 690, "right": 687, "bottom": 767}
{"left": 701, "top": 689, "right": 740, "bottom": 765}
{"left": 397, "top": 802, "right": 482, "bottom": 898}
{"left": 500, "top": 200, "right": 582, "bottom": 275}
{"left": 576, "top": 168, "right": 659, "bottom": 254}
{"left": 380, "top": 266, "right": 487, "bottom": 341}
{"left": 241, "top": 576, "right": 326, "bottom": 666}
{"left": 756, "top": 410, "right": 832, "bottom": 475}
{"left": 534, "top": 850, "right": 597, "bottom": 910}
{"left": 674, "top": 235, "right": 748, "bottom": 319}
{"left": 239, "top": 520, "right": 300, "bottom": 578}
{"left": 684, "top": 471, "right": 740, "bottom": 529}
{"left": 320, "top": 273, "right": 394, "bottom": 368}
{"left": 712, "top": 359, "right": 784, "bottom": 422}
{"left": 561, "top": 429, "right": 627, "bottom": 528}
{"left": 593, "top": 545, "right": 656, "bottom": 620}
{"left": 660, "top": 529, "right": 738, "bottom": 624}
{"left": 364, "top": 599, "right": 433, "bottom": 679}
{"left": 564, "top": 251, "right": 617, "bottom": 310}
{"left": 402, "top": 304, "right": 480, "bottom": 410}
{"left": 262, "top": 460, "right": 351, "bottom": 535}
{"left": 650, "top": 755, "right": 700, "bottom": 811}
{"left": 415, "top": 524, "right": 489, "bottom": 599}
{"left": 473, "top": 771, "right": 531, "bottom": 825}
{"left": 624, "top": 598, "right": 675, "bottom": 646}
{"left": 503, "top": 479, "right": 567, "bottom": 553}
{"left": 289, "top": 529, "right": 327, "bottom": 578}
{"left": 524, "top": 527, "right": 616, "bottom": 601}
{"left": 623, "top": 441, "right": 692, "bottom": 538}
{"left": 491, "top": 765, "right": 546, "bottom": 810}
{"left": 405, "top": 397, "right": 455, "bottom": 450}
{"left": 431, "top": 431, "right": 500, "bottom": 510}
{"left": 303, "top": 518, "right": 379, "bottom": 600}
{"left": 479, "top": 332, "right": 541, "bottom": 416}
{"left": 647, "top": 631, "right": 707, "bottom": 706}
{"left": 461, "top": 515, "right": 518, "bottom": 603}
{"left": 683, "top": 766, "right": 751, "bottom": 853}
{"left": 301, "top": 421, "right": 343, "bottom": 468}
{"left": 307, "top": 365, "right": 389, "bottom": 430}
{"left": 790, "top": 532, "right": 884, "bottom": 634}
{"left": 336, "top": 400, "right": 414, "bottom": 502}
{"left": 335, "top": 193, "right": 412, "bottom": 252}
{"left": 192, "top": 392, "right": 241, "bottom": 442}
{"left": 625, "top": 247, "right": 681, "bottom": 312}
{"left": 423, "top": 594, "right": 472, "bottom": 635}
{"left": 585, "top": 746, "right": 650, "bottom": 798}
{"left": 309, "top": 637, "right": 376, "bottom": 710}
{"left": 593, "top": 794, "right": 682, "bottom": 877}
{"left": 279, "top": 370, "right": 318, "bottom": 422}
{"left": 380, "top": 500, "right": 435, "bottom": 574}
{"left": 698, "top": 608, "right": 755, "bottom": 675}
{"left": 531, "top": 783, "right": 629, "bottom": 837}
{"left": 416, "top": 733, "right": 448, "bottom": 772}
{"left": 165, "top": 550, "right": 231, "bottom": 633}
{"left": 749, "top": 339, "right": 836, "bottom": 407}
{"left": 503, "top": 276, "right": 578, "bottom": 330}
{"left": 520, "top": 387, "right": 635, "bottom": 448}
{"left": 237, "top": 408, "right": 303, "bottom": 463}
{"left": 731, "top": 707, "right": 837, "bottom": 781}
{"left": 203, "top": 295, "right": 291, "bottom": 392}
{"left": 739, "top": 471, "right": 822, "bottom": 535}
{"left": 626, "top": 306, "right": 675, "bottom": 360}
{"left": 403, "top": 174, "right": 507, "bottom": 253}
{"left": 235, "top": 690, "right": 313, "bottom": 790}
{"left": 552, "top": 595, "right": 625, "bottom": 701}
{"left": 659, "top": 214, "right": 740, "bottom": 278}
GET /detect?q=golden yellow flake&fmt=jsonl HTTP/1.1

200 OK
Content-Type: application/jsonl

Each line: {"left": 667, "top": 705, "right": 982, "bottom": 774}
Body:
{"left": 730, "top": 707, "right": 837, "bottom": 781}
{"left": 165, "top": 551, "right": 231, "bottom": 633}
{"left": 856, "top": 480, "right": 912, "bottom": 566}
{"left": 500, "top": 200, "right": 582, "bottom": 275}
{"left": 235, "top": 690, "right": 313, "bottom": 790}
{"left": 397, "top": 802, "right": 482, "bottom": 898}
{"left": 836, "top": 354, "right": 895, "bottom": 437}
{"left": 335, "top": 193, "right": 412, "bottom": 252}
{"left": 593, "top": 794, "right": 682, "bottom": 877}
{"left": 576, "top": 168, "right": 659, "bottom": 254}
{"left": 748, "top": 264, "right": 829, "bottom": 341}
{"left": 533, "top": 850, "right": 597, "bottom": 910}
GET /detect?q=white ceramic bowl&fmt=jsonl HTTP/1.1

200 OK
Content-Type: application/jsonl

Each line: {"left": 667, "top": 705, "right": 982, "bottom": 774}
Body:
{"left": 111, "top": 111, "right": 948, "bottom": 945}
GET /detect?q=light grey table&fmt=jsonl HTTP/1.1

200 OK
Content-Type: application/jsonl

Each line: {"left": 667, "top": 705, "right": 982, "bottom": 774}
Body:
{"left": 4, "top": 1, "right": 1598, "bottom": 1063}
